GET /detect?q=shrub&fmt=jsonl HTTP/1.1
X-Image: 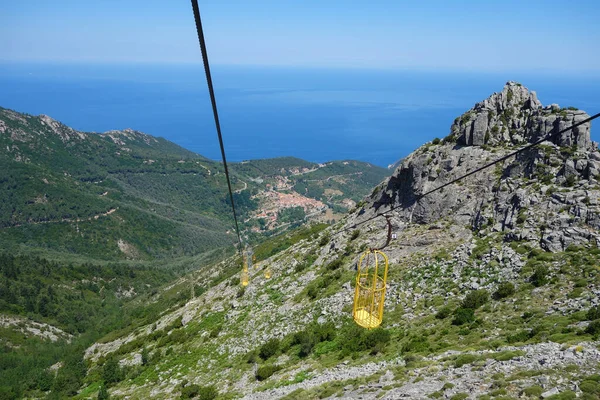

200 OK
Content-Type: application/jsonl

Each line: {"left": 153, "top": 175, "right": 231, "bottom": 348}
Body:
{"left": 462, "top": 290, "right": 489, "bottom": 309}
{"left": 287, "top": 322, "right": 339, "bottom": 358}
{"left": 586, "top": 320, "right": 600, "bottom": 336}
{"left": 198, "top": 386, "right": 218, "bottom": 400}
{"left": 98, "top": 384, "right": 110, "bottom": 400}
{"left": 259, "top": 338, "right": 280, "bottom": 360}
{"left": 507, "top": 330, "right": 530, "bottom": 344}
{"left": 545, "top": 391, "right": 576, "bottom": 400}
{"left": 326, "top": 258, "right": 343, "bottom": 271}
{"left": 245, "top": 350, "right": 258, "bottom": 364}
{"left": 587, "top": 306, "right": 600, "bottom": 321}
{"left": 350, "top": 230, "right": 360, "bottom": 240}
{"left": 523, "top": 385, "right": 543, "bottom": 397}
{"left": 319, "top": 234, "right": 330, "bottom": 247}
{"left": 530, "top": 265, "right": 549, "bottom": 287}
{"left": 256, "top": 365, "right": 280, "bottom": 381}
{"left": 102, "top": 358, "right": 122, "bottom": 385}
{"left": 432, "top": 137, "right": 441, "bottom": 145}
{"left": 580, "top": 380, "right": 600, "bottom": 395}
{"left": 565, "top": 174, "right": 577, "bottom": 187}
{"left": 575, "top": 278, "right": 588, "bottom": 288}
{"left": 313, "top": 322, "right": 336, "bottom": 342}
{"left": 298, "top": 332, "right": 318, "bottom": 357}
{"left": 454, "top": 354, "right": 478, "bottom": 367}
{"left": 452, "top": 308, "right": 475, "bottom": 325}
{"left": 180, "top": 384, "right": 199, "bottom": 399}
{"left": 364, "top": 328, "right": 391, "bottom": 354}
{"left": 339, "top": 324, "right": 392, "bottom": 356}
{"left": 209, "top": 325, "right": 222, "bottom": 338}
{"left": 493, "top": 282, "right": 515, "bottom": 300}
{"left": 402, "top": 336, "right": 429, "bottom": 354}
{"left": 568, "top": 287, "right": 584, "bottom": 299}
{"left": 435, "top": 306, "right": 452, "bottom": 319}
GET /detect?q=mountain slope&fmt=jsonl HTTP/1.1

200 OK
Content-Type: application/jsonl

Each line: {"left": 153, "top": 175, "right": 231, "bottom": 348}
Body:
{"left": 80, "top": 82, "right": 600, "bottom": 400}
{"left": 0, "top": 108, "right": 388, "bottom": 259}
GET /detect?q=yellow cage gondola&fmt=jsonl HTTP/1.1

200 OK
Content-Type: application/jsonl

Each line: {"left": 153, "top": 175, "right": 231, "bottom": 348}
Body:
{"left": 351, "top": 215, "right": 393, "bottom": 329}
{"left": 264, "top": 266, "right": 272, "bottom": 279}
{"left": 353, "top": 249, "right": 388, "bottom": 329}
{"left": 240, "top": 254, "right": 249, "bottom": 286}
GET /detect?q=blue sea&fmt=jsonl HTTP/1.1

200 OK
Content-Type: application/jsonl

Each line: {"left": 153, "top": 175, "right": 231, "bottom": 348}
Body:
{"left": 1, "top": 62, "right": 599, "bottom": 167}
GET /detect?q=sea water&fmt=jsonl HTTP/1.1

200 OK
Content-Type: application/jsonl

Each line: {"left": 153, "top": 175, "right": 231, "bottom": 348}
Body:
{"left": 0, "top": 62, "right": 598, "bottom": 167}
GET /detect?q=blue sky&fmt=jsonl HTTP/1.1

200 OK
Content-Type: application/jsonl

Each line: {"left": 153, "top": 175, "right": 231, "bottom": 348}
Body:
{"left": 2, "top": 0, "right": 599, "bottom": 71}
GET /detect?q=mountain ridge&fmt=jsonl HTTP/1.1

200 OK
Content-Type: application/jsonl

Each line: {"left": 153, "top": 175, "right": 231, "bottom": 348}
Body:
{"left": 0, "top": 106, "right": 389, "bottom": 259}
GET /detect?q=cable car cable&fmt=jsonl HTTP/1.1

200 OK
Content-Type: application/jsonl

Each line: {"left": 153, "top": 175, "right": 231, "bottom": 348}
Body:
{"left": 334, "top": 111, "right": 600, "bottom": 237}
{"left": 190, "top": 0, "right": 243, "bottom": 253}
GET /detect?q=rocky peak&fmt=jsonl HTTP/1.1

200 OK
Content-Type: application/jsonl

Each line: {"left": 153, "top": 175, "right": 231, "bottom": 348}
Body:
{"left": 100, "top": 128, "right": 159, "bottom": 146}
{"left": 448, "top": 81, "right": 592, "bottom": 151}
{"left": 362, "top": 83, "right": 599, "bottom": 252}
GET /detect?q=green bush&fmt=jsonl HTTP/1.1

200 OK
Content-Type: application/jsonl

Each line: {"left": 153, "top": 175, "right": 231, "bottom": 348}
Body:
{"left": 298, "top": 332, "right": 318, "bottom": 357}
{"left": 402, "top": 336, "right": 429, "bottom": 354}
{"left": 259, "top": 338, "right": 280, "bottom": 360}
{"left": 289, "top": 322, "right": 337, "bottom": 357}
{"left": 565, "top": 174, "right": 577, "bottom": 187}
{"left": 454, "top": 354, "right": 478, "bottom": 367}
{"left": 102, "top": 358, "right": 122, "bottom": 385}
{"left": 198, "top": 386, "right": 218, "bottom": 400}
{"left": 523, "top": 385, "right": 543, "bottom": 397}
{"left": 256, "top": 365, "right": 280, "bottom": 381}
{"left": 245, "top": 350, "right": 258, "bottom": 364}
{"left": 306, "top": 283, "right": 320, "bottom": 299}
{"left": 364, "top": 328, "right": 391, "bottom": 354}
{"left": 180, "top": 384, "right": 199, "bottom": 398}
{"left": 209, "top": 325, "right": 222, "bottom": 338}
{"left": 586, "top": 320, "right": 600, "bottom": 335}
{"left": 493, "top": 282, "right": 515, "bottom": 300}
{"left": 98, "top": 384, "right": 110, "bottom": 400}
{"left": 141, "top": 347, "right": 149, "bottom": 366}
{"left": 530, "top": 265, "right": 549, "bottom": 287}
{"left": 350, "top": 230, "right": 360, "bottom": 240}
{"left": 319, "top": 234, "right": 330, "bottom": 247}
{"left": 326, "top": 258, "right": 343, "bottom": 271}
{"left": 546, "top": 391, "right": 576, "bottom": 400}
{"left": 580, "top": 380, "right": 600, "bottom": 395}
{"left": 435, "top": 306, "right": 452, "bottom": 319}
{"left": 575, "top": 278, "right": 588, "bottom": 288}
{"left": 452, "top": 308, "right": 475, "bottom": 325}
{"left": 507, "top": 330, "right": 530, "bottom": 344}
{"left": 587, "top": 306, "right": 600, "bottom": 321}
{"left": 339, "top": 324, "right": 392, "bottom": 356}
{"left": 432, "top": 138, "right": 441, "bottom": 145}
{"left": 462, "top": 290, "right": 489, "bottom": 309}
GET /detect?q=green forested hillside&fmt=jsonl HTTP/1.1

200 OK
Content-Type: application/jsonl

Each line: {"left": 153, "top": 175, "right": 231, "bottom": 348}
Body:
{"left": 0, "top": 107, "right": 389, "bottom": 259}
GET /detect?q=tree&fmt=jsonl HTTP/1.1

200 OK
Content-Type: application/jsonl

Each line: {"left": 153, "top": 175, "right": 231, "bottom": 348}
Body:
{"left": 462, "top": 290, "right": 489, "bottom": 309}
{"left": 98, "top": 383, "right": 110, "bottom": 400}
{"left": 493, "top": 282, "right": 515, "bottom": 300}
{"left": 102, "top": 358, "right": 122, "bottom": 385}
{"left": 259, "top": 339, "right": 280, "bottom": 360}
{"left": 141, "top": 347, "right": 149, "bottom": 366}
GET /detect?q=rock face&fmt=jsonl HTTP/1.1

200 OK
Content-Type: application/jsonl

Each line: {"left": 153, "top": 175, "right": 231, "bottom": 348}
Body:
{"left": 451, "top": 82, "right": 591, "bottom": 150}
{"left": 365, "top": 82, "right": 598, "bottom": 252}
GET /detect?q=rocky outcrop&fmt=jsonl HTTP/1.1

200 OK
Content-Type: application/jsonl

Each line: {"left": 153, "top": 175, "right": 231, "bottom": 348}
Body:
{"left": 363, "top": 82, "right": 598, "bottom": 252}
{"left": 449, "top": 81, "right": 592, "bottom": 150}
